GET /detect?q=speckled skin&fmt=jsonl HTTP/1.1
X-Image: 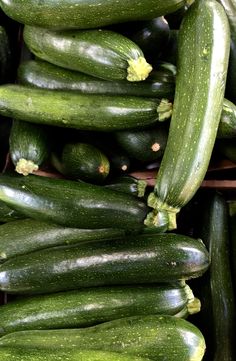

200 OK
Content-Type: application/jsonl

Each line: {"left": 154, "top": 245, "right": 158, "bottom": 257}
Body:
{"left": 0, "top": 315, "right": 206, "bottom": 361}
{"left": 0, "top": 0, "right": 186, "bottom": 29}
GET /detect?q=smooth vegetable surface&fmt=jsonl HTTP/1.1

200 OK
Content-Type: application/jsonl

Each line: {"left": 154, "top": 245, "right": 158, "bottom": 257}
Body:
{"left": 145, "top": 0, "right": 230, "bottom": 230}
{"left": 217, "top": 98, "right": 236, "bottom": 138}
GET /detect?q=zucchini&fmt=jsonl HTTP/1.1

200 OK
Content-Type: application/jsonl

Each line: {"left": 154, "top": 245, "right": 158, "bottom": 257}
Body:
{"left": 0, "top": 85, "right": 172, "bottom": 131}
{"left": 217, "top": 98, "right": 236, "bottom": 138}
{"left": 52, "top": 142, "right": 110, "bottom": 183}
{"left": 0, "top": 0, "right": 186, "bottom": 29}
{"left": 0, "top": 218, "right": 125, "bottom": 261}
{"left": 145, "top": 0, "right": 230, "bottom": 230}
{"left": 0, "top": 200, "right": 24, "bottom": 223}
{"left": 0, "top": 282, "right": 195, "bottom": 334}
{"left": 0, "top": 173, "right": 149, "bottom": 230}
{"left": 0, "top": 25, "right": 12, "bottom": 84}
{"left": 17, "top": 59, "right": 175, "bottom": 98}
{"left": 0, "top": 348, "right": 152, "bottom": 361}
{"left": 0, "top": 314, "right": 206, "bottom": 361}
{"left": 0, "top": 232, "right": 209, "bottom": 294}
{"left": 23, "top": 28, "right": 152, "bottom": 82}
{"left": 9, "top": 119, "right": 50, "bottom": 176}
{"left": 104, "top": 176, "right": 147, "bottom": 198}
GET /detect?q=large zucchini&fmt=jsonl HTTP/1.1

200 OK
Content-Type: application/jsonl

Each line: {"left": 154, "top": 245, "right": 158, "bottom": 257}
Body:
{"left": 0, "top": 85, "right": 172, "bottom": 131}
{"left": 145, "top": 0, "right": 230, "bottom": 230}
{"left": 0, "top": 315, "right": 206, "bottom": 361}
{"left": 0, "top": 232, "right": 209, "bottom": 294}
{"left": 0, "top": 0, "right": 186, "bottom": 29}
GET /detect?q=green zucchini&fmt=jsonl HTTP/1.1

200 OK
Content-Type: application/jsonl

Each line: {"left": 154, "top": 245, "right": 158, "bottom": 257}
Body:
{"left": 23, "top": 28, "right": 152, "bottom": 82}
{"left": 0, "top": 348, "right": 152, "bottom": 361}
{"left": 217, "top": 98, "right": 236, "bottom": 138}
{"left": 104, "top": 176, "right": 147, "bottom": 198}
{"left": 0, "top": 282, "right": 195, "bottom": 335}
{"left": 145, "top": 0, "right": 230, "bottom": 230}
{"left": 0, "top": 232, "right": 209, "bottom": 294}
{"left": 0, "top": 85, "right": 172, "bottom": 131}
{"left": 17, "top": 59, "right": 175, "bottom": 98}
{"left": 0, "top": 315, "right": 206, "bottom": 361}
{"left": 0, "top": 0, "right": 186, "bottom": 29}
{"left": 9, "top": 119, "right": 50, "bottom": 176}
{"left": 52, "top": 142, "right": 110, "bottom": 183}
{"left": 0, "top": 173, "right": 149, "bottom": 230}
{"left": 0, "top": 218, "right": 125, "bottom": 261}
{"left": 0, "top": 25, "right": 12, "bottom": 84}
{"left": 0, "top": 200, "right": 24, "bottom": 223}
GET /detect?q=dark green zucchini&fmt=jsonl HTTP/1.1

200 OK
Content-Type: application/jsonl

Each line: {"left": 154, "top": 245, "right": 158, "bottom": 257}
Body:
{"left": 0, "top": 25, "right": 12, "bottom": 84}
{"left": 17, "top": 59, "right": 175, "bottom": 98}
{"left": 0, "top": 348, "right": 152, "bottom": 361}
{"left": 0, "top": 218, "right": 126, "bottom": 261}
{"left": 52, "top": 142, "right": 110, "bottom": 183}
{"left": 0, "top": 282, "right": 195, "bottom": 335}
{"left": 0, "top": 232, "right": 209, "bottom": 294}
{"left": 9, "top": 119, "right": 50, "bottom": 176}
{"left": 145, "top": 0, "right": 230, "bottom": 230}
{"left": 0, "top": 315, "right": 206, "bottom": 361}
{"left": 104, "top": 176, "right": 147, "bottom": 198}
{"left": 23, "top": 28, "right": 153, "bottom": 82}
{"left": 0, "top": 200, "right": 24, "bottom": 223}
{"left": 217, "top": 98, "right": 236, "bottom": 138}
{"left": 0, "top": 173, "right": 149, "bottom": 230}
{"left": 115, "top": 124, "right": 168, "bottom": 163}
{"left": 0, "top": 85, "right": 172, "bottom": 131}
{"left": 0, "top": 0, "right": 186, "bottom": 29}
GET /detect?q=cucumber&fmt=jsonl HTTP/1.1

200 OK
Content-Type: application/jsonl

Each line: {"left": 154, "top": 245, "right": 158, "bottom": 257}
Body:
{"left": 0, "top": 232, "right": 209, "bottom": 294}
{"left": 0, "top": 314, "right": 206, "bottom": 361}
{"left": 0, "top": 85, "right": 172, "bottom": 131}
{"left": 52, "top": 142, "right": 110, "bottom": 183}
{"left": 0, "top": 174, "right": 149, "bottom": 230}
{"left": 17, "top": 59, "right": 175, "bottom": 98}
{"left": 145, "top": 0, "right": 230, "bottom": 230}
{"left": 104, "top": 176, "right": 147, "bottom": 198}
{"left": 0, "top": 282, "right": 195, "bottom": 335}
{"left": 0, "top": 0, "right": 186, "bottom": 29}
{"left": 9, "top": 119, "right": 50, "bottom": 176}
{"left": 0, "top": 348, "right": 152, "bottom": 361}
{"left": 23, "top": 28, "right": 152, "bottom": 82}
{"left": 217, "top": 98, "right": 236, "bottom": 138}
{"left": 0, "top": 218, "right": 125, "bottom": 261}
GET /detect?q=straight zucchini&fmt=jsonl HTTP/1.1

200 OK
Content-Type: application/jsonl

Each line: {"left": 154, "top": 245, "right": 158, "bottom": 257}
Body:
{"left": 0, "top": 282, "right": 195, "bottom": 335}
{"left": 0, "top": 314, "right": 206, "bottom": 361}
{"left": 0, "top": 85, "right": 172, "bottom": 131}
{"left": 0, "top": 0, "right": 186, "bottom": 29}
{"left": 0, "top": 232, "right": 209, "bottom": 294}
{"left": 0, "top": 174, "right": 149, "bottom": 230}
{"left": 0, "top": 200, "right": 24, "bottom": 223}
{"left": 145, "top": 0, "right": 230, "bottom": 230}
{"left": 23, "top": 28, "right": 152, "bottom": 82}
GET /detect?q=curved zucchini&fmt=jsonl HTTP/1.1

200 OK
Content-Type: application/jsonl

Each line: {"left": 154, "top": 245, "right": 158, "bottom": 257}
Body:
{"left": 0, "top": 85, "right": 172, "bottom": 131}
{"left": 0, "top": 0, "right": 186, "bottom": 29}
{"left": 17, "top": 59, "right": 175, "bottom": 98}
{"left": 0, "top": 314, "right": 206, "bottom": 361}
{"left": 0, "top": 218, "right": 125, "bottom": 261}
{"left": 145, "top": 0, "right": 230, "bottom": 230}
{"left": 0, "top": 174, "right": 149, "bottom": 231}
{"left": 0, "top": 232, "right": 209, "bottom": 294}
{"left": 9, "top": 119, "right": 50, "bottom": 176}
{"left": 23, "top": 28, "right": 152, "bottom": 82}
{"left": 217, "top": 98, "right": 236, "bottom": 138}
{"left": 0, "top": 282, "right": 195, "bottom": 335}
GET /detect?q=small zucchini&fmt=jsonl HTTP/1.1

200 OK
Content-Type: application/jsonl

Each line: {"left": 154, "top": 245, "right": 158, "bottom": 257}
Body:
{"left": 0, "top": 232, "right": 209, "bottom": 294}
{"left": 145, "top": 0, "right": 230, "bottom": 230}
{"left": 23, "top": 28, "right": 153, "bottom": 82}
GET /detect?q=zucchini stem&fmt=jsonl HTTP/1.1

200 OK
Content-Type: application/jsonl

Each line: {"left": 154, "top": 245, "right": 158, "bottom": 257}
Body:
{"left": 127, "top": 56, "right": 152, "bottom": 82}
{"left": 157, "top": 99, "right": 173, "bottom": 121}
{"left": 15, "top": 158, "right": 39, "bottom": 176}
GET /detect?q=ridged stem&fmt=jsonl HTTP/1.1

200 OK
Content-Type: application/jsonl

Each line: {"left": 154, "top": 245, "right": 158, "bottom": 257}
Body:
{"left": 127, "top": 56, "right": 152, "bottom": 82}
{"left": 157, "top": 99, "right": 173, "bottom": 121}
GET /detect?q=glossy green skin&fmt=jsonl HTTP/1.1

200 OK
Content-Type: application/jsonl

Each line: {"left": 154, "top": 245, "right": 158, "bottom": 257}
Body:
{"left": 17, "top": 60, "right": 175, "bottom": 98}
{"left": 0, "top": 315, "right": 206, "bottom": 361}
{"left": 0, "top": 85, "right": 164, "bottom": 131}
{"left": 147, "top": 0, "right": 230, "bottom": 221}
{"left": 0, "top": 348, "right": 151, "bottom": 361}
{"left": 0, "top": 218, "right": 125, "bottom": 261}
{"left": 0, "top": 283, "right": 191, "bottom": 334}
{"left": 104, "top": 176, "right": 147, "bottom": 198}
{"left": 217, "top": 98, "right": 236, "bottom": 138}
{"left": 23, "top": 28, "right": 146, "bottom": 81}
{"left": 0, "top": 0, "right": 186, "bottom": 29}
{"left": 0, "top": 232, "right": 209, "bottom": 294}
{"left": 0, "top": 174, "right": 148, "bottom": 230}
{"left": 9, "top": 119, "right": 50, "bottom": 168}
{"left": 0, "top": 200, "right": 24, "bottom": 222}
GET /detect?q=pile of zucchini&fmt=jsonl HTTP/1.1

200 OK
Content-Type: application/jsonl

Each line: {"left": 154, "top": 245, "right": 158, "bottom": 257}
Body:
{"left": 0, "top": 0, "right": 234, "bottom": 360}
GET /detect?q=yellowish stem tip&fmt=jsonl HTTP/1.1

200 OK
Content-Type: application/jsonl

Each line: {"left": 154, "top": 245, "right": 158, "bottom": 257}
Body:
{"left": 127, "top": 56, "right": 153, "bottom": 82}
{"left": 15, "top": 158, "right": 39, "bottom": 176}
